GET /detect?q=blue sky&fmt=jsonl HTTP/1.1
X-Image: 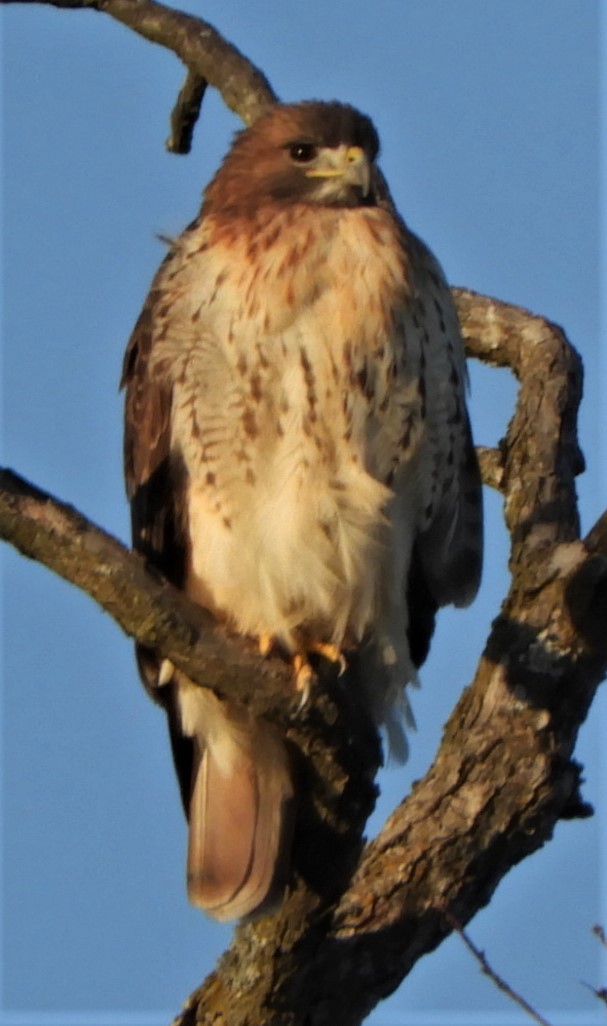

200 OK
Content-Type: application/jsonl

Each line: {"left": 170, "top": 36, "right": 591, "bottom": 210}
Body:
{"left": 1, "top": 1, "right": 605, "bottom": 1023}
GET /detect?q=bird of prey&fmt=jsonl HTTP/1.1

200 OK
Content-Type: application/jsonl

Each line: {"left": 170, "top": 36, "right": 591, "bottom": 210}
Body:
{"left": 122, "top": 100, "right": 483, "bottom": 921}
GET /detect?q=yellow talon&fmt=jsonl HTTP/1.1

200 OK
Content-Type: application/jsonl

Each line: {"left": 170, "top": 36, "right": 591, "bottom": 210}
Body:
{"left": 293, "top": 655, "right": 315, "bottom": 709}
{"left": 157, "top": 659, "right": 175, "bottom": 686}
{"left": 258, "top": 633, "right": 273, "bottom": 657}
{"left": 309, "top": 642, "right": 347, "bottom": 676}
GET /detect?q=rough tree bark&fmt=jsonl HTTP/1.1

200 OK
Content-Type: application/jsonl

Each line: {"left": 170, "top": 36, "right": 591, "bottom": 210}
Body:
{"left": 2, "top": 3, "right": 606, "bottom": 1025}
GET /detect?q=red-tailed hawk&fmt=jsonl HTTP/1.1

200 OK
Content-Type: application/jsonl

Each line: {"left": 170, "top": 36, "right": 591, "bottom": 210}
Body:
{"left": 122, "top": 101, "right": 483, "bottom": 921}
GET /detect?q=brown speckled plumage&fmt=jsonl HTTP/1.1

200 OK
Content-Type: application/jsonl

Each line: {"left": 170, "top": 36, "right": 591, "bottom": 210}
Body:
{"left": 122, "top": 100, "right": 483, "bottom": 921}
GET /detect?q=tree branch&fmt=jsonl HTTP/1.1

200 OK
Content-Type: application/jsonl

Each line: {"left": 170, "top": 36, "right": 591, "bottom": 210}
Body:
{"left": 0, "top": 468, "right": 298, "bottom": 721}
{"left": 443, "top": 912, "right": 553, "bottom": 1026}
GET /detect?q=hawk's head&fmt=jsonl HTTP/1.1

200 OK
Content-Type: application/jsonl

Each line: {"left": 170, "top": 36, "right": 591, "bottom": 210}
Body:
{"left": 204, "top": 101, "right": 381, "bottom": 214}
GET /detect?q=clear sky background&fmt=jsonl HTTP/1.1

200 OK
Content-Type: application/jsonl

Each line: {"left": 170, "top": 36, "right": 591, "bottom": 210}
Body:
{"left": 1, "top": 2, "right": 605, "bottom": 1024}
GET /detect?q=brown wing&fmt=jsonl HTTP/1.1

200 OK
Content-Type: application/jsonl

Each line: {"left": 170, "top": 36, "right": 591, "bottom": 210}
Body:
{"left": 375, "top": 175, "right": 483, "bottom": 627}
{"left": 398, "top": 229, "right": 483, "bottom": 669}
{"left": 413, "top": 242, "right": 483, "bottom": 611}
{"left": 121, "top": 281, "right": 185, "bottom": 587}
{"left": 406, "top": 412, "right": 482, "bottom": 668}
{"left": 121, "top": 265, "right": 194, "bottom": 813}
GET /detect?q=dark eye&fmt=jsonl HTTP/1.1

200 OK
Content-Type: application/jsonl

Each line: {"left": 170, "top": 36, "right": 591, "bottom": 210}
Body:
{"left": 288, "top": 142, "right": 318, "bottom": 163}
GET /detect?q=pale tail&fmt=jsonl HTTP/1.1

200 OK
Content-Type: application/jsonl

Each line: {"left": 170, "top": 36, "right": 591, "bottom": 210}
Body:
{"left": 184, "top": 704, "right": 295, "bottom": 921}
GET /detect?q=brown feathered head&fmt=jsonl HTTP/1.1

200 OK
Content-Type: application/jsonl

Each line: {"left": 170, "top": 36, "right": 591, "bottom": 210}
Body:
{"left": 203, "top": 101, "right": 381, "bottom": 214}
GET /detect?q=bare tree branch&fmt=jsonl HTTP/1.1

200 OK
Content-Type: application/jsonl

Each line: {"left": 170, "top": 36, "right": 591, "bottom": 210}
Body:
{"left": 477, "top": 445, "right": 505, "bottom": 492}
{"left": 582, "top": 925, "right": 607, "bottom": 1011}
{"left": 443, "top": 911, "right": 553, "bottom": 1026}
{"left": 0, "top": 468, "right": 297, "bottom": 721}
{"left": 581, "top": 981, "right": 607, "bottom": 1011}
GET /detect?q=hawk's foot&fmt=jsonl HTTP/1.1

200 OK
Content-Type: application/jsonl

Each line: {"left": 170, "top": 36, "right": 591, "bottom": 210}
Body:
{"left": 257, "top": 633, "right": 274, "bottom": 658}
{"left": 308, "top": 641, "right": 347, "bottom": 677}
{"left": 293, "top": 654, "right": 315, "bottom": 710}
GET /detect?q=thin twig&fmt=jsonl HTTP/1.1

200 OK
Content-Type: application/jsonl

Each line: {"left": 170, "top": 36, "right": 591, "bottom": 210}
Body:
{"left": 444, "top": 911, "right": 553, "bottom": 1026}
{"left": 581, "top": 980, "right": 607, "bottom": 1009}
{"left": 582, "top": 926, "right": 607, "bottom": 1010}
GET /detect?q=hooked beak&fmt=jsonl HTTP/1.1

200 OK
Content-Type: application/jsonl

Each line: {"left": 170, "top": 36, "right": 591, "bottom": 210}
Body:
{"left": 304, "top": 144, "right": 372, "bottom": 197}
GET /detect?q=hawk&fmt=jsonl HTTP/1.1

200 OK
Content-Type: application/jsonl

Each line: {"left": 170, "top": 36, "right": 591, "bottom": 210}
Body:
{"left": 122, "top": 101, "right": 483, "bottom": 921}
